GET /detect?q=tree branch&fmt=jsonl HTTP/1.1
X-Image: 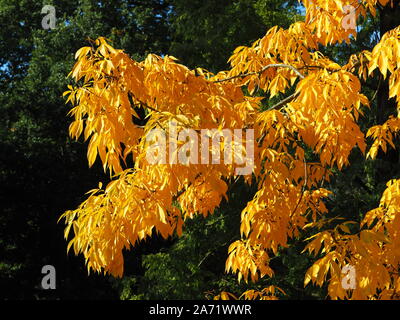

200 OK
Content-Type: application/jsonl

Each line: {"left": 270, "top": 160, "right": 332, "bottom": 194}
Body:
{"left": 290, "top": 158, "right": 308, "bottom": 219}
{"left": 213, "top": 63, "right": 305, "bottom": 83}
{"left": 268, "top": 92, "right": 299, "bottom": 110}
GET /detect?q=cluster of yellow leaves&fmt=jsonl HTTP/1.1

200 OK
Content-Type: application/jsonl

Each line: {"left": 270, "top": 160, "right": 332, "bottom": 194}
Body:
{"left": 61, "top": 36, "right": 260, "bottom": 276}
{"left": 303, "top": 0, "right": 359, "bottom": 45}
{"left": 60, "top": 0, "right": 400, "bottom": 300}
{"left": 302, "top": 0, "right": 393, "bottom": 45}
{"left": 220, "top": 0, "right": 369, "bottom": 287}
{"left": 365, "top": 26, "right": 400, "bottom": 159}
{"left": 214, "top": 286, "right": 285, "bottom": 300}
{"left": 304, "top": 179, "right": 400, "bottom": 299}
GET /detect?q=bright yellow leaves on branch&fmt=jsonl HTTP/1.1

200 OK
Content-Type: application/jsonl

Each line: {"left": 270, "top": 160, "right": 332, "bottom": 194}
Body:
{"left": 60, "top": 0, "right": 400, "bottom": 299}
{"left": 365, "top": 26, "right": 400, "bottom": 159}
{"left": 304, "top": 179, "right": 400, "bottom": 299}
{"left": 214, "top": 286, "right": 286, "bottom": 300}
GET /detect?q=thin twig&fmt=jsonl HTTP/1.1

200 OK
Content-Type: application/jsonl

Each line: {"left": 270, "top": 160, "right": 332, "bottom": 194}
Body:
{"left": 213, "top": 64, "right": 305, "bottom": 83}
{"left": 371, "top": 75, "right": 382, "bottom": 103}
{"left": 268, "top": 92, "right": 299, "bottom": 110}
{"left": 290, "top": 158, "right": 308, "bottom": 219}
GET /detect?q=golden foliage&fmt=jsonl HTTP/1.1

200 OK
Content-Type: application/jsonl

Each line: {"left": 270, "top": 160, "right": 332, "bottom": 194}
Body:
{"left": 60, "top": 0, "right": 400, "bottom": 299}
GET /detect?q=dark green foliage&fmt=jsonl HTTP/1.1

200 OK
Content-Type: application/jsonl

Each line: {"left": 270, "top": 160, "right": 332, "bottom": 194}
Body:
{"left": 168, "top": 0, "right": 298, "bottom": 72}
{"left": 0, "top": 0, "right": 170, "bottom": 299}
